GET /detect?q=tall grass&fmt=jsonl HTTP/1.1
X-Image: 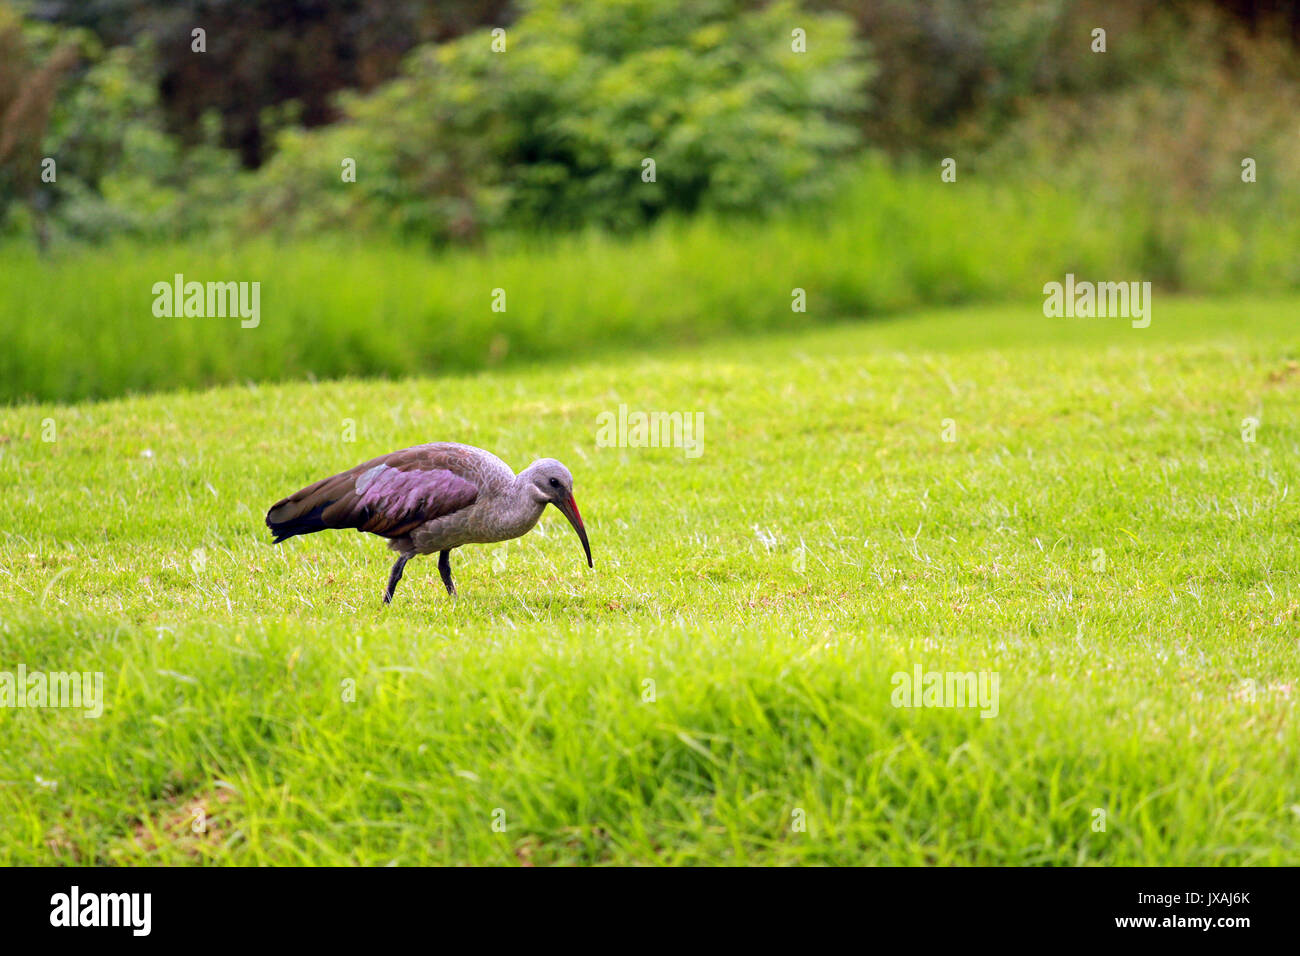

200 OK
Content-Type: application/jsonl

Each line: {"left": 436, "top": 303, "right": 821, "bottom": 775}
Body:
{"left": 2, "top": 159, "right": 1298, "bottom": 404}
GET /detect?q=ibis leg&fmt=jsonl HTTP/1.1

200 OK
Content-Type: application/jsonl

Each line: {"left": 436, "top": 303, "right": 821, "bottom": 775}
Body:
{"left": 438, "top": 549, "right": 456, "bottom": 596}
{"left": 384, "top": 553, "right": 410, "bottom": 605}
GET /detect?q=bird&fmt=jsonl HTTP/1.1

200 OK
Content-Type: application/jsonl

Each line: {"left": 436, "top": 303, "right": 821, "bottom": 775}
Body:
{"left": 265, "top": 442, "right": 592, "bottom": 604}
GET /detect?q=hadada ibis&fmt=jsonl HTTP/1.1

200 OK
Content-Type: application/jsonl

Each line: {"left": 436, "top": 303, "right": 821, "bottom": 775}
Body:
{"left": 265, "top": 442, "right": 592, "bottom": 603}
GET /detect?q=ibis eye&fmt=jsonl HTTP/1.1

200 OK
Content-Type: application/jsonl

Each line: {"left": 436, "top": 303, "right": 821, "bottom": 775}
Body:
{"left": 548, "top": 478, "right": 560, "bottom": 488}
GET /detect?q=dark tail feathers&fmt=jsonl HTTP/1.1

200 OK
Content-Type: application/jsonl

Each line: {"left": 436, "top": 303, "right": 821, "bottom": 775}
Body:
{"left": 266, "top": 501, "right": 332, "bottom": 544}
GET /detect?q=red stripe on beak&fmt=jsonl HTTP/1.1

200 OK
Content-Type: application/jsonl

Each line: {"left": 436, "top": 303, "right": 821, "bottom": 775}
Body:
{"left": 566, "top": 495, "right": 584, "bottom": 529}
{"left": 555, "top": 494, "right": 592, "bottom": 568}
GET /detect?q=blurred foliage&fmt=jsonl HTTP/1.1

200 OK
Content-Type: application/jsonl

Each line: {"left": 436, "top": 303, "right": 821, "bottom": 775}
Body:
{"left": 4, "top": 156, "right": 1298, "bottom": 403}
{"left": 0, "top": 10, "right": 241, "bottom": 243}
{"left": 971, "top": 2, "right": 1300, "bottom": 289}
{"left": 822, "top": 0, "right": 1300, "bottom": 153}
{"left": 3, "top": 0, "right": 1300, "bottom": 250}
{"left": 30, "top": 0, "right": 512, "bottom": 167}
{"left": 242, "top": 0, "right": 869, "bottom": 242}
{"left": 0, "top": 4, "right": 81, "bottom": 246}
{"left": 40, "top": 43, "right": 242, "bottom": 242}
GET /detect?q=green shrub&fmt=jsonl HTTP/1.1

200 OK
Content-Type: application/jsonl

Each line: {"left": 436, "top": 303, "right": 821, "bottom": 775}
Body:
{"left": 0, "top": 10, "right": 243, "bottom": 246}
{"left": 244, "top": 0, "right": 869, "bottom": 242}
{"left": 41, "top": 42, "right": 242, "bottom": 242}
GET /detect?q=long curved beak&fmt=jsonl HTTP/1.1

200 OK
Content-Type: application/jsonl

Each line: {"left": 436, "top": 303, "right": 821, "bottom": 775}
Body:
{"left": 553, "top": 494, "right": 592, "bottom": 568}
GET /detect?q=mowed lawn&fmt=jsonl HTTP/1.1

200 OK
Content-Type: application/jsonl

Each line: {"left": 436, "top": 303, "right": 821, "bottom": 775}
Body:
{"left": 1, "top": 296, "right": 1298, "bottom": 865}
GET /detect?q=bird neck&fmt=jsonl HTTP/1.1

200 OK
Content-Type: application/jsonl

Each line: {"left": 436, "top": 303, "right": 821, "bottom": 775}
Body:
{"left": 503, "top": 474, "right": 548, "bottom": 535}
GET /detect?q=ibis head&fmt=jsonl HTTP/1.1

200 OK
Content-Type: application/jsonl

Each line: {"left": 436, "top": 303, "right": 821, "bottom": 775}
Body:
{"left": 520, "top": 458, "right": 592, "bottom": 568}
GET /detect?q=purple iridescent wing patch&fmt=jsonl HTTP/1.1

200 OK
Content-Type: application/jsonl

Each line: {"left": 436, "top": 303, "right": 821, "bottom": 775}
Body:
{"left": 324, "top": 463, "right": 478, "bottom": 536}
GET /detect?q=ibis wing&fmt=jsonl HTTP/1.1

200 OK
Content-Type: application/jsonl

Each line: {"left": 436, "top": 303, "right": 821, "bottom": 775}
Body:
{"left": 267, "top": 448, "right": 479, "bottom": 541}
{"left": 334, "top": 462, "right": 478, "bottom": 536}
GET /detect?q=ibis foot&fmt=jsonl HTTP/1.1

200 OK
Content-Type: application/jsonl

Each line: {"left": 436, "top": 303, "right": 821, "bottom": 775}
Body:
{"left": 384, "top": 553, "right": 410, "bottom": 605}
{"left": 438, "top": 549, "right": 456, "bottom": 596}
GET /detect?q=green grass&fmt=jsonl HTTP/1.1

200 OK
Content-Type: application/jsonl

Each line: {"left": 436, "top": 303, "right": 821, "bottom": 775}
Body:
{"left": 4, "top": 160, "right": 1299, "bottom": 405}
{"left": 1, "top": 294, "right": 1298, "bottom": 864}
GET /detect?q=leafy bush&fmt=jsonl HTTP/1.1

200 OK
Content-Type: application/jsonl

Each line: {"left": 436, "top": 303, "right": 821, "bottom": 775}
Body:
{"left": 973, "top": 5, "right": 1300, "bottom": 290}
{"left": 0, "top": 6, "right": 242, "bottom": 245}
{"left": 826, "top": 0, "right": 1300, "bottom": 153}
{"left": 42, "top": 43, "right": 243, "bottom": 242}
{"left": 244, "top": 0, "right": 869, "bottom": 242}
{"left": 0, "top": 5, "right": 83, "bottom": 243}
